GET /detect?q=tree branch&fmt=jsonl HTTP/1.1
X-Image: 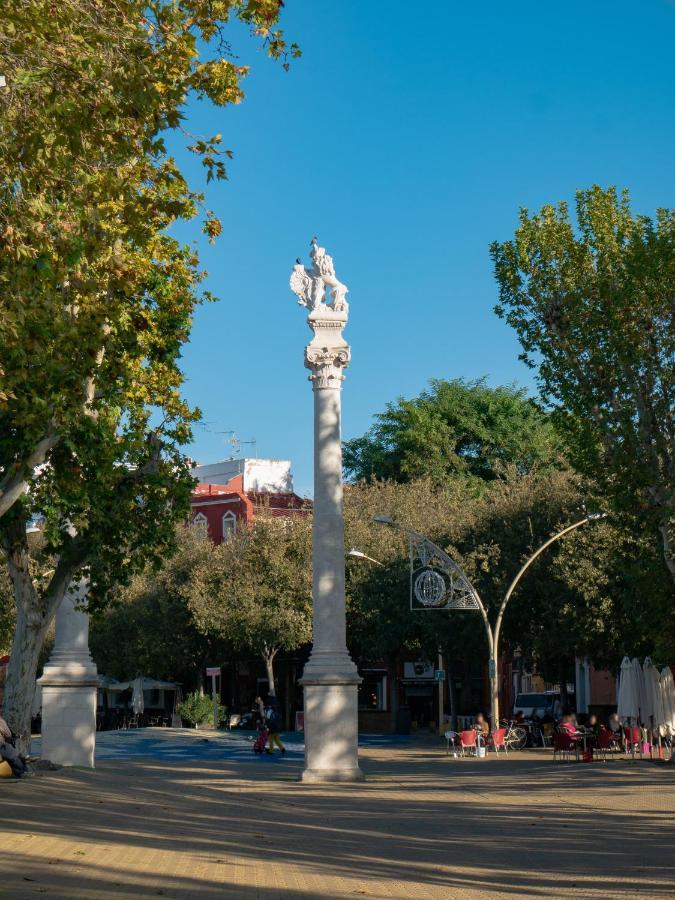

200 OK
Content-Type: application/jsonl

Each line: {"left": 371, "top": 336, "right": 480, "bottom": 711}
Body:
{"left": 0, "top": 423, "right": 60, "bottom": 519}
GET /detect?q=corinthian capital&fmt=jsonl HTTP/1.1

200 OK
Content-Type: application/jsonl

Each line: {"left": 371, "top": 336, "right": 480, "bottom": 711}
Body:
{"left": 305, "top": 343, "right": 351, "bottom": 389}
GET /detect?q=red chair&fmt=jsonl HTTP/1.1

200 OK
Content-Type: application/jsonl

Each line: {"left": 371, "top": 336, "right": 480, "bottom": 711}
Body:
{"left": 489, "top": 727, "right": 508, "bottom": 755}
{"left": 595, "top": 727, "right": 614, "bottom": 761}
{"left": 553, "top": 727, "right": 579, "bottom": 762}
{"left": 459, "top": 730, "right": 477, "bottom": 757}
{"left": 624, "top": 726, "right": 642, "bottom": 756}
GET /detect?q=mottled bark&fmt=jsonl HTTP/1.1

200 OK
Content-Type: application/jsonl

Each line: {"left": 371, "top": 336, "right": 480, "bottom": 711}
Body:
{"left": 263, "top": 647, "right": 278, "bottom": 698}
{"left": 0, "top": 426, "right": 59, "bottom": 521}
{"left": 657, "top": 516, "right": 675, "bottom": 584}
{"left": 1, "top": 523, "right": 88, "bottom": 753}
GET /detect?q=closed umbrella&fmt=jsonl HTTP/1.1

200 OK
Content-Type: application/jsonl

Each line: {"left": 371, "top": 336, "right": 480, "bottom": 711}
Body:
{"left": 631, "top": 657, "right": 647, "bottom": 724}
{"left": 617, "top": 657, "right": 640, "bottom": 758}
{"left": 617, "top": 657, "right": 639, "bottom": 722}
{"left": 132, "top": 677, "right": 144, "bottom": 716}
{"left": 643, "top": 659, "right": 664, "bottom": 755}
{"left": 661, "top": 667, "right": 675, "bottom": 735}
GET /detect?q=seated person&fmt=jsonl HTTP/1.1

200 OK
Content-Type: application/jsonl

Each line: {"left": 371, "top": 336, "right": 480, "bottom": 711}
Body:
{"left": 587, "top": 713, "right": 601, "bottom": 735}
{"left": 0, "top": 715, "right": 29, "bottom": 778}
{"left": 608, "top": 712, "right": 622, "bottom": 736}
{"left": 473, "top": 712, "right": 490, "bottom": 739}
{"left": 559, "top": 714, "right": 580, "bottom": 740}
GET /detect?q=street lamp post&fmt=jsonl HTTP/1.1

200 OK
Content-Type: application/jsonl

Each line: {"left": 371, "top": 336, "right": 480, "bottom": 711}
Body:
{"left": 373, "top": 513, "right": 604, "bottom": 729}
{"left": 289, "top": 239, "right": 364, "bottom": 783}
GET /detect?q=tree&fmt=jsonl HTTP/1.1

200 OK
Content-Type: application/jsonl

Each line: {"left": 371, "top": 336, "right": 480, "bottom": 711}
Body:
{"left": 492, "top": 186, "right": 674, "bottom": 582}
{"left": 0, "top": 1, "right": 298, "bottom": 522}
{"left": 0, "top": 1, "right": 297, "bottom": 747}
{"left": 188, "top": 516, "right": 312, "bottom": 697}
{"left": 343, "top": 470, "right": 672, "bottom": 712}
{"left": 89, "top": 526, "right": 225, "bottom": 689}
{"left": 343, "top": 378, "right": 560, "bottom": 485}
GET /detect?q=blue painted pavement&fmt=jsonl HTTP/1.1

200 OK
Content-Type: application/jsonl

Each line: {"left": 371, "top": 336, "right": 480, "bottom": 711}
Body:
{"left": 30, "top": 728, "right": 418, "bottom": 763}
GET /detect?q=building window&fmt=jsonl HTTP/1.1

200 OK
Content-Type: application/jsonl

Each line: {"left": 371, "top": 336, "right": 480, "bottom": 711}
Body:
{"left": 192, "top": 512, "right": 208, "bottom": 530}
{"left": 358, "top": 670, "right": 388, "bottom": 711}
{"left": 222, "top": 511, "right": 236, "bottom": 541}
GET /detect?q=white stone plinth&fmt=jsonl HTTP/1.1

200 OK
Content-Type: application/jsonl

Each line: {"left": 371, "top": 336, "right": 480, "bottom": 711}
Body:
{"left": 40, "top": 682, "right": 97, "bottom": 767}
{"left": 39, "top": 582, "right": 98, "bottom": 768}
{"left": 301, "top": 681, "right": 364, "bottom": 782}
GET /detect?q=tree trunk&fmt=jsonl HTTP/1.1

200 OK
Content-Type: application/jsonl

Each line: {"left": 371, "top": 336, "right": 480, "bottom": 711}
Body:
{"left": 263, "top": 649, "right": 277, "bottom": 697}
{"left": 4, "top": 597, "right": 50, "bottom": 755}
{"left": 657, "top": 516, "right": 675, "bottom": 584}
{"left": 447, "top": 661, "right": 458, "bottom": 732}
{"left": 559, "top": 659, "right": 569, "bottom": 713}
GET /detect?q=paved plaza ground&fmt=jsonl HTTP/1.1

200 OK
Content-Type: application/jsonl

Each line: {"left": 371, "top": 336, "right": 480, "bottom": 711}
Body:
{"left": 1, "top": 729, "right": 674, "bottom": 899}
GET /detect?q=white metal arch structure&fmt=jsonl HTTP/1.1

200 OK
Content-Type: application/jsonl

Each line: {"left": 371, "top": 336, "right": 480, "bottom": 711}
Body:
{"left": 407, "top": 529, "right": 482, "bottom": 612}
{"left": 373, "top": 513, "right": 604, "bottom": 728}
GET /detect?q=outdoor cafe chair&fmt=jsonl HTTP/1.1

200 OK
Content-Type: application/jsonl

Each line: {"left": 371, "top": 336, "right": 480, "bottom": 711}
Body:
{"left": 595, "top": 727, "right": 615, "bottom": 761}
{"left": 444, "top": 730, "right": 458, "bottom": 755}
{"left": 552, "top": 727, "right": 579, "bottom": 762}
{"left": 459, "top": 730, "right": 477, "bottom": 757}
{"left": 623, "top": 726, "right": 642, "bottom": 756}
{"left": 488, "top": 727, "right": 508, "bottom": 755}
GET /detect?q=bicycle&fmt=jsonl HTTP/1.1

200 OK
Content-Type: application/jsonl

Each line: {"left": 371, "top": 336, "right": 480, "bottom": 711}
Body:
{"left": 500, "top": 719, "right": 528, "bottom": 751}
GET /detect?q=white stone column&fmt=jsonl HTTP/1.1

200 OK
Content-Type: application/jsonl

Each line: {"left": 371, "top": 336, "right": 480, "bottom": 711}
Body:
{"left": 38, "top": 580, "right": 98, "bottom": 767}
{"left": 290, "top": 240, "right": 363, "bottom": 782}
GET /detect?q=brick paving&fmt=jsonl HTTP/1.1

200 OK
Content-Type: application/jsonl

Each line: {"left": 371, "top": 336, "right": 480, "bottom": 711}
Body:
{"left": 1, "top": 733, "right": 674, "bottom": 899}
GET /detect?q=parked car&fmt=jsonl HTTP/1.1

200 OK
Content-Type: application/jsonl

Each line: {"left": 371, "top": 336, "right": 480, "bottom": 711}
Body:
{"left": 512, "top": 691, "right": 570, "bottom": 719}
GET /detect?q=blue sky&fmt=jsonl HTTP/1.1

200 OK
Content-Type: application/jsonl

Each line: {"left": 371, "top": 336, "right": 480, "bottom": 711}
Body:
{"left": 173, "top": 0, "right": 675, "bottom": 496}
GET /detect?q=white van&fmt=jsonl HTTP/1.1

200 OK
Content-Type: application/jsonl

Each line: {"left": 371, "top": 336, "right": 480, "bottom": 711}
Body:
{"left": 512, "top": 691, "right": 563, "bottom": 719}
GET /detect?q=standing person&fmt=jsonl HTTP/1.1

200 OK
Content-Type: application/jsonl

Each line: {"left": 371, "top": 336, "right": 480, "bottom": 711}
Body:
{"left": 264, "top": 697, "right": 285, "bottom": 755}
{"left": 0, "top": 714, "right": 29, "bottom": 778}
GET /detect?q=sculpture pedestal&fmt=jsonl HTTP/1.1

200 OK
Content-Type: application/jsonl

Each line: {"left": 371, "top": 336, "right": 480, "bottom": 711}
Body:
{"left": 39, "top": 585, "right": 97, "bottom": 768}
{"left": 301, "top": 678, "right": 364, "bottom": 782}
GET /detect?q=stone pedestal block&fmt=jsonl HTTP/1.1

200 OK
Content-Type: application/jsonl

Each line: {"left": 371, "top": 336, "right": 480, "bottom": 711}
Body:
{"left": 40, "top": 682, "right": 97, "bottom": 767}
{"left": 301, "top": 681, "right": 364, "bottom": 782}
{"left": 39, "top": 582, "right": 97, "bottom": 768}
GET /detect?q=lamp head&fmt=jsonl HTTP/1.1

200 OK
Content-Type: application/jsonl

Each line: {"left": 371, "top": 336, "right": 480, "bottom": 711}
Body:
{"left": 372, "top": 515, "right": 395, "bottom": 526}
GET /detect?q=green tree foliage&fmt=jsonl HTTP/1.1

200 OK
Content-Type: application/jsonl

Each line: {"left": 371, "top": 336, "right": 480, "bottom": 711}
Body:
{"left": 177, "top": 691, "right": 225, "bottom": 727}
{"left": 492, "top": 186, "right": 674, "bottom": 582}
{"left": 344, "top": 472, "right": 671, "bottom": 694}
{"left": 343, "top": 378, "right": 560, "bottom": 485}
{"left": 0, "top": 0, "right": 297, "bottom": 744}
{"left": 0, "top": 0, "right": 298, "bottom": 521}
{"left": 89, "top": 526, "right": 226, "bottom": 689}
{"left": 188, "top": 516, "right": 313, "bottom": 697}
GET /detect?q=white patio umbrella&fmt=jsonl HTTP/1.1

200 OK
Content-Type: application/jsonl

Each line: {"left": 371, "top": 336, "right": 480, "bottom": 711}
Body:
{"left": 643, "top": 659, "right": 664, "bottom": 755}
{"left": 642, "top": 659, "right": 662, "bottom": 728}
{"left": 131, "top": 677, "right": 145, "bottom": 715}
{"left": 617, "top": 657, "right": 639, "bottom": 722}
{"left": 631, "top": 657, "right": 647, "bottom": 724}
{"left": 660, "top": 667, "right": 675, "bottom": 735}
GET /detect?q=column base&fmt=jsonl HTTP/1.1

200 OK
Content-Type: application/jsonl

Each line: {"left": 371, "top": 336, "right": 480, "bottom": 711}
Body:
{"left": 300, "top": 766, "right": 365, "bottom": 783}
{"left": 39, "top": 672, "right": 98, "bottom": 768}
{"left": 300, "top": 679, "right": 364, "bottom": 783}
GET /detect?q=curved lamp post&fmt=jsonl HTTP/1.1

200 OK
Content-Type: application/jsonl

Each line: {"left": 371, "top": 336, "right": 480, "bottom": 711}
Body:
{"left": 373, "top": 513, "right": 605, "bottom": 728}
